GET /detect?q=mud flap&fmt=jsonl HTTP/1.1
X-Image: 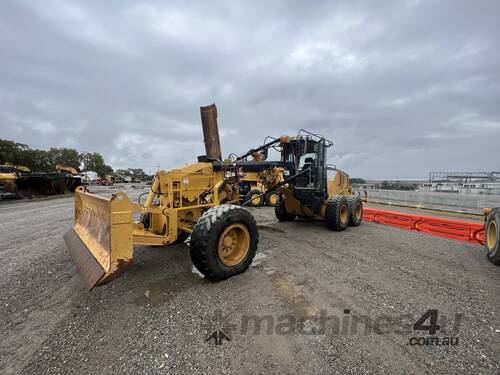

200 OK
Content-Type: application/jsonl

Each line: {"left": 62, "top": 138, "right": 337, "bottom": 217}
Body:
{"left": 64, "top": 188, "right": 134, "bottom": 290}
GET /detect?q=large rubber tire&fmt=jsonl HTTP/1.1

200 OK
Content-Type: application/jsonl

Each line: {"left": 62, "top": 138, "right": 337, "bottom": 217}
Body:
{"left": 190, "top": 205, "right": 258, "bottom": 280}
{"left": 245, "top": 189, "right": 264, "bottom": 207}
{"left": 347, "top": 195, "right": 363, "bottom": 227}
{"left": 485, "top": 209, "right": 500, "bottom": 265}
{"left": 325, "top": 195, "right": 349, "bottom": 231}
{"left": 275, "top": 196, "right": 296, "bottom": 222}
{"left": 266, "top": 192, "right": 279, "bottom": 206}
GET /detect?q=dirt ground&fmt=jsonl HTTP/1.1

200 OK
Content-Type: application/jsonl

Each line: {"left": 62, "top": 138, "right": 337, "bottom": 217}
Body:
{"left": 1, "top": 187, "right": 499, "bottom": 374}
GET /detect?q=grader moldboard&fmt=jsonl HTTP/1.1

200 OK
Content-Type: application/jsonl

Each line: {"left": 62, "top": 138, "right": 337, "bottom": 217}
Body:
{"left": 65, "top": 107, "right": 362, "bottom": 290}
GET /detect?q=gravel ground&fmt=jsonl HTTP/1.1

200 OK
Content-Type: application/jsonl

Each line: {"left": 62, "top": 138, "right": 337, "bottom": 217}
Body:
{"left": 1, "top": 188, "right": 499, "bottom": 374}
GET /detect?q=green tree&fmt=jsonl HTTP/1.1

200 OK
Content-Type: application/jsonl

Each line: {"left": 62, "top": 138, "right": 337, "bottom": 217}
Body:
{"left": 48, "top": 148, "right": 81, "bottom": 170}
{"left": 28, "top": 149, "right": 52, "bottom": 171}
{"left": 115, "top": 169, "right": 131, "bottom": 176}
{"left": 128, "top": 168, "right": 147, "bottom": 182}
{"left": 380, "top": 181, "right": 391, "bottom": 189}
{"left": 0, "top": 139, "right": 30, "bottom": 166}
{"left": 350, "top": 178, "right": 366, "bottom": 184}
{"left": 1, "top": 138, "right": 114, "bottom": 174}
{"left": 80, "top": 152, "right": 113, "bottom": 177}
{"left": 1, "top": 139, "right": 83, "bottom": 171}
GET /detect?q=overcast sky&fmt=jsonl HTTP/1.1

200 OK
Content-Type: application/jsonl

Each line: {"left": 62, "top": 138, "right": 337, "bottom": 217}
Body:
{"left": 1, "top": 1, "right": 499, "bottom": 178}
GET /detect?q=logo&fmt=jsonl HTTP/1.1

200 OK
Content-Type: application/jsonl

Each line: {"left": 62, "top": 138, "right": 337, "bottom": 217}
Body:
{"left": 203, "top": 310, "right": 236, "bottom": 346}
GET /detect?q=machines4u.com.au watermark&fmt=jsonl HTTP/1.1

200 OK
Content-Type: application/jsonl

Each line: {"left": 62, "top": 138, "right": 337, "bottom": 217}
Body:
{"left": 203, "top": 308, "right": 462, "bottom": 347}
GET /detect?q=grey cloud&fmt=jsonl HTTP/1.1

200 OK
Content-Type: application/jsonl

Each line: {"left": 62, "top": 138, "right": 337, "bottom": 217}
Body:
{"left": 1, "top": 0, "right": 499, "bottom": 178}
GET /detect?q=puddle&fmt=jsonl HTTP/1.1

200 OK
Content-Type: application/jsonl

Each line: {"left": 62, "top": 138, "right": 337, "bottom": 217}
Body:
{"left": 272, "top": 274, "right": 318, "bottom": 318}
{"left": 132, "top": 272, "right": 205, "bottom": 306}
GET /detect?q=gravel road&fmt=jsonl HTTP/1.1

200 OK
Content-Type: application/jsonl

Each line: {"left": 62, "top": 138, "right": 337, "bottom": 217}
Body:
{"left": 1, "top": 188, "right": 499, "bottom": 374}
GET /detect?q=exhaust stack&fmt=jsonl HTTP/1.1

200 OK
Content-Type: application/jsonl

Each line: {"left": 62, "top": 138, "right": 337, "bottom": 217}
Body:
{"left": 200, "top": 103, "right": 222, "bottom": 161}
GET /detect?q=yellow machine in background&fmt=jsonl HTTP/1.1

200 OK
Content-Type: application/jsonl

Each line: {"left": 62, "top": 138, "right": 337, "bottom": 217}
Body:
{"left": 56, "top": 164, "right": 79, "bottom": 175}
{"left": 238, "top": 167, "right": 284, "bottom": 207}
{"left": 2, "top": 162, "right": 31, "bottom": 173}
{"left": 0, "top": 165, "right": 18, "bottom": 195}
{"left": 0, "top": 165, "right": 18, "bottom": 183}
{"left": 56, "top": 164, "right": 83, "bottom": 192}
{"left": 231, "top": 138, "right": 287, "bottom": 207}
{"left": 0, "top": 163, "right": 31, "bottom": 196}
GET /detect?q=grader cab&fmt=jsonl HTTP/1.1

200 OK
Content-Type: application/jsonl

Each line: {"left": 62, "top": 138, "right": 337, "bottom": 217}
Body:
{"left": 236, "top": 130, "right": 362, "bottom": 229}
{"left": 230, "top": 130, "right": 363, "bottom": 230}
{"left": 274, "top": 130, "right": 363, "bottom": 230}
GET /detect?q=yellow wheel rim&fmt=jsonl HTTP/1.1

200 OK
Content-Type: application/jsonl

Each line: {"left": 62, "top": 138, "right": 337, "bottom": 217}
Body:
{"left": 340, "top": 205, "right": 349, "bottom": 224}
{"left": 251, "top": 194, "right": 261, "bottom": 205}
{"left": 218, "top": 223, "right": 250, "bottom": 266}
{"left": 268, "top": 193, "right": 278, "bottom": 206}
{"left": 487, "top": 220, "right": 497, "bottom": 251}
{"left": 355, "top": 203, "right": 362, "bottom": 220}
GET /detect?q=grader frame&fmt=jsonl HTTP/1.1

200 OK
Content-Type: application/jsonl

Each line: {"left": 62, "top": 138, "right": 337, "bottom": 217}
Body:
{"left": 64, "top": 158, "right": 245, "bottom": 289}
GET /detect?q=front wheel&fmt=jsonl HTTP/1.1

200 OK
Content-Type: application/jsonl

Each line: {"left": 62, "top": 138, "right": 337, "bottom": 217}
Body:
{"left": 190, "top": 205, "right": 259, "bottom": 280}
{"left": 275, "top": 196, "right": 296, "bottom": 221}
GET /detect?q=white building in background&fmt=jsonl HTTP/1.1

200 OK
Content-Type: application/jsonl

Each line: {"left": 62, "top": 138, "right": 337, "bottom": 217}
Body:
{"left": 81, "top": 171, "right": 98, "bottom": 183}
{"left": 421, "top": 171, "right": 500, "bottom": 195}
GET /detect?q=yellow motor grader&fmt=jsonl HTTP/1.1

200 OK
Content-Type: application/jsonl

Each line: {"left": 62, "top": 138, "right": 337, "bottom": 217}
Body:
{"left": 65, "top": 105, "right": 259, "bottom": 289}
{"left": 65, "top": 105, "right": 363, "bottom": 289}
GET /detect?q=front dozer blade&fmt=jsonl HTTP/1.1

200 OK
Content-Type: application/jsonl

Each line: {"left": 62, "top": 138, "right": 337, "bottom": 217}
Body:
{"left": 64, "top": 188, "right": 134, "bottom": 290}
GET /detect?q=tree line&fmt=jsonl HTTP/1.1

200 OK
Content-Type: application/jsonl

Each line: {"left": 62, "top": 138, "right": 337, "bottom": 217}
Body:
{"left": 0, "top": 138, "right": 113, "bottom": 177}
